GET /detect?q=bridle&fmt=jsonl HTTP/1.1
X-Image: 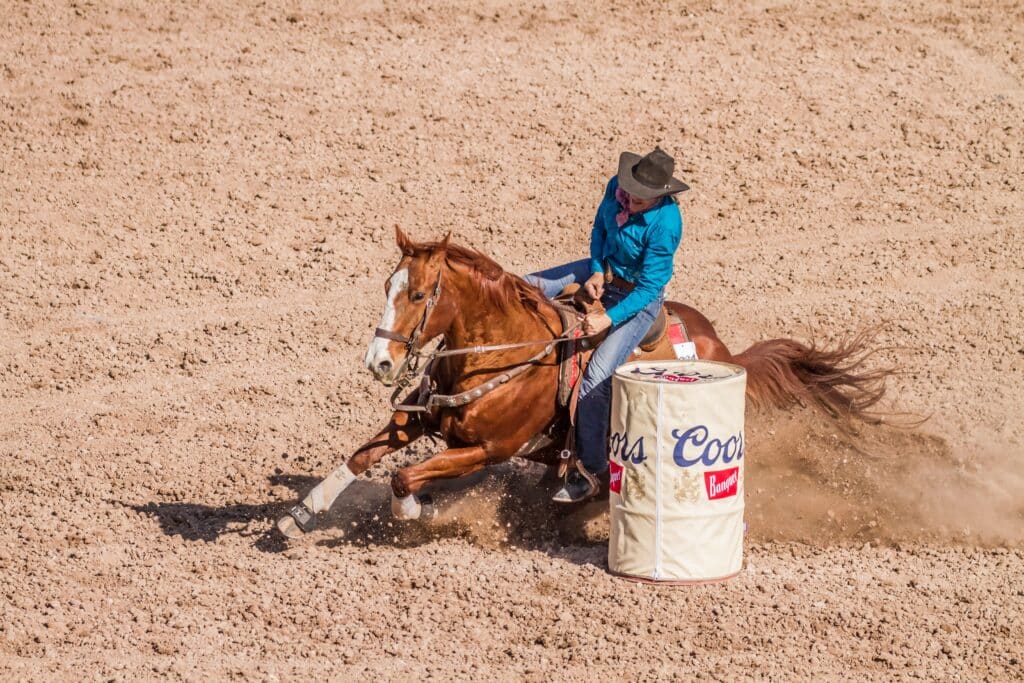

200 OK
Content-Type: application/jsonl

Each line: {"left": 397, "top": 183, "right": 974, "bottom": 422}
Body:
{"left": 372, "top": 262, "right": 586, "bottom": 414}
{"left": 373, "top": 266, "right": 444, "bottom": 388}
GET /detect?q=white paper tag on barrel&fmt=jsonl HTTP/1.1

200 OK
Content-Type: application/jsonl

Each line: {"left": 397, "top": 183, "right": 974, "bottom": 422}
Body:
{"left": 608, "top": 360, "right": 747, "bottom": 583}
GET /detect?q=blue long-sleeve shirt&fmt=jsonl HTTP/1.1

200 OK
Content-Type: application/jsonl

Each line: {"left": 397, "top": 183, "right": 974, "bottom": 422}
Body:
{"left": 589, "top": 176, "right": 683, "bottom": 326}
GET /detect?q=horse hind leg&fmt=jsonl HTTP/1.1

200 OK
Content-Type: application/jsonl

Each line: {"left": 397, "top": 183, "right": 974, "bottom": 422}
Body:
{"left": 390, "top": 446, "right": 491, "bottom": 520}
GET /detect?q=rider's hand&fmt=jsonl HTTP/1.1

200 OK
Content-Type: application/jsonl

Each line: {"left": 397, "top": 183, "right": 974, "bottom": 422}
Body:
{"left": 583, "top": 272, "right": 605, "bottom": 302}
{"left": 583, "top": 311, "right": 612, "bottom": 336}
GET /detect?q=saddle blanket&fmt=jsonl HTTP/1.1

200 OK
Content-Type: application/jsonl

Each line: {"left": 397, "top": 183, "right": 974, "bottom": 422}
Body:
{"left": 666, "top": 323, "right": 698, "bottom": 360}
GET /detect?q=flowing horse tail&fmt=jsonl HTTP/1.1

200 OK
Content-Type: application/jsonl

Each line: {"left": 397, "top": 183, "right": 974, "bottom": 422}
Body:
{"left": 729, "top": 328, "right": 893, "bottom": 423}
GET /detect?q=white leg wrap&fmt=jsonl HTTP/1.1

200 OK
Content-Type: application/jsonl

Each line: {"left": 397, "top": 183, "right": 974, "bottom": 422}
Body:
{"left": 301, "top": 464, "right": 356, "bottom": 514}
{"left": 391, "top": 493, "right": 422, "bottom": 520}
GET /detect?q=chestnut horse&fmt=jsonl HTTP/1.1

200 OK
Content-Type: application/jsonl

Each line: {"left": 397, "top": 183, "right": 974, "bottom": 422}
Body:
{"left": 276, "top": 228, "right": 889, "bottom": 537}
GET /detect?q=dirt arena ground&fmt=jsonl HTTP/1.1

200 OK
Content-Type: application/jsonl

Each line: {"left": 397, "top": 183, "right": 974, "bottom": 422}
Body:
{"left": 2, "top": 0, "right": 1022, "bottom": 679}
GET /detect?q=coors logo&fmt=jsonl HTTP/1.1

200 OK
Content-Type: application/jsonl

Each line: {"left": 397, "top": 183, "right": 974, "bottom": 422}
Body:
{"left": 671, "top": 424, "right": 744, "bottom": 468}
{"left": 704, "top": 467, "right": 739, "bottom": 500}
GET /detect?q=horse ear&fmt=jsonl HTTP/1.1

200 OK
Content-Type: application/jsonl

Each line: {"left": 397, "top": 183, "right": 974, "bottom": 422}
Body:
{"left": 438, "top": 232, "right": 452, "bottom": 250}
{"left": 395, "top": 224, "right": 416, "bottom": 256}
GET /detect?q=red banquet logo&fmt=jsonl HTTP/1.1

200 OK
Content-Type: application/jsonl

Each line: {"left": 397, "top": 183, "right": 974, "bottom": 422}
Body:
{"left": 703, "top": 467, "right": 739, "bottom": 500}
{"left": 609, "top": 461, "right": 623, "bottom": 494}
{"left": 662, "top": 374, "right": 698, "bottom": 383}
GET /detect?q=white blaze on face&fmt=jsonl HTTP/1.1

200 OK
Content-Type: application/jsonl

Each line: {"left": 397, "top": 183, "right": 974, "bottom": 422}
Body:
{"left": 364, "top": 268, "right": 408, "bottom": 371}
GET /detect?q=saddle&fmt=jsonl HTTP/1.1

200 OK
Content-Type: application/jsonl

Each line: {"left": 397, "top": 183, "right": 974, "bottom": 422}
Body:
{"left": 554, "top": 285, "right": 694, "bottom": 410}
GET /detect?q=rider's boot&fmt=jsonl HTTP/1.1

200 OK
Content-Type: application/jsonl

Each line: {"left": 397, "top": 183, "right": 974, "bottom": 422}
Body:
{"left": 552, "top": 464, "right": 600, "bottom": 503}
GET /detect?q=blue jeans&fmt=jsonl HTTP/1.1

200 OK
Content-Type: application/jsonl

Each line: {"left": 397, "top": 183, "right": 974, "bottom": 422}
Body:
{"left": 525, "top": 259, "right": 662, "bottom": 475}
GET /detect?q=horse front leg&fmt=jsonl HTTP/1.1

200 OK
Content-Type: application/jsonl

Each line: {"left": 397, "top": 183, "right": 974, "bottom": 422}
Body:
{"left": 276, "top": 409, "right": 425, "bottom": 538}
{"left": 389, "top": 446, "right": 491, "bottom": 520}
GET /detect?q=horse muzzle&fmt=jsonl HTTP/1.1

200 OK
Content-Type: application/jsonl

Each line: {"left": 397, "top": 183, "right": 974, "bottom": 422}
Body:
{"left": 367, "top": 358, "right": 400, "bottom": 385}
{"left": 367, "top": 352, "right": 413, "bottom": 386}
{"left": 364, "top": 337, "right": 406, "bottom": 385}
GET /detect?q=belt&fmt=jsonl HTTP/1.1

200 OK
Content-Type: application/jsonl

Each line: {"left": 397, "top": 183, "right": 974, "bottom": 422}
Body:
{"left": 605, "top": 274, "right": 636, "bottom": 293}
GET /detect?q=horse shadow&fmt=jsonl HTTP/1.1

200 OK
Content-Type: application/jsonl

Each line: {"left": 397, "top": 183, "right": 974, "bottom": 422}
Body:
{"left": 128, "top": 473, "right": 317, "bottom": 553}
{"left": 128, "top": 467, "right": 609, "bottom": 566}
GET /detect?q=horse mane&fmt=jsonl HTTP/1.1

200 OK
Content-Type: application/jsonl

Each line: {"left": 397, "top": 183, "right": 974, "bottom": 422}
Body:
{"left": 415, "top": 240, "right": 552, "bottom": 317}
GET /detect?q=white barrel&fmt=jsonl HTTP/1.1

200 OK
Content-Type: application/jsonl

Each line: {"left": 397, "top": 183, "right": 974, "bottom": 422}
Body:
{"left": 608, "top": 360, "right": 747, "bottom": 583}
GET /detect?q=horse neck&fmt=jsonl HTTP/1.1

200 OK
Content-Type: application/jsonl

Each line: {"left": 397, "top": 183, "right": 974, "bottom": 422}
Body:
{"left": 442, "top": 266, "right": 556, "bottom": 351}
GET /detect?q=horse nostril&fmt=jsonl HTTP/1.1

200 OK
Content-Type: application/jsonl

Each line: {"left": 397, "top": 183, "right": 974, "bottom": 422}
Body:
{"left": 378, "top": 360, "right": 393, "bottom": 375}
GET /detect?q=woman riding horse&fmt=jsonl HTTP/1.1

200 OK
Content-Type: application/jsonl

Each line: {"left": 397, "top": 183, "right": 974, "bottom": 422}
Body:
{"left": 277, "top": 146, "right": 889, "bottom": 539}
{"left": 526, "top": 146, "right": 689, "bottom": 503}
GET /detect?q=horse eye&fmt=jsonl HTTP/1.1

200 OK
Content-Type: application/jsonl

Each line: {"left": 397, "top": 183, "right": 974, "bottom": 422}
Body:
{"left": 411, "top": 291, "right": 426, "bottom": 302}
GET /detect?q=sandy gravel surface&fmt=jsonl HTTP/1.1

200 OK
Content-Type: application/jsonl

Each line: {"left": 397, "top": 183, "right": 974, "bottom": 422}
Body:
{"left": 1, "top": 0, "right": 1022, "bottom": 679}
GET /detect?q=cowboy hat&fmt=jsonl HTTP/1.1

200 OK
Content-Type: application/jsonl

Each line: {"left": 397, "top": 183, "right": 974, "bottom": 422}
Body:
{"left": 617, "top": 146, "right": 689, "bottom": 199}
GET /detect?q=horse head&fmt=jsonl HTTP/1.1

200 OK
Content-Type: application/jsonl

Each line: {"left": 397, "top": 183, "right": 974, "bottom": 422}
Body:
{"left": 364, "top": 226, "right": 458, "bottom": 385}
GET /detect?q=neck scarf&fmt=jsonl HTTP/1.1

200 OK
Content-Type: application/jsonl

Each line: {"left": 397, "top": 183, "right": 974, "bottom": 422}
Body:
{"left": 614, "top": 187, "right": 632, "bottom": 227}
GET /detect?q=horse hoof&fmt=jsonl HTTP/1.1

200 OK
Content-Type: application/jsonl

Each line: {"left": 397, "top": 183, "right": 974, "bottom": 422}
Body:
{"left": 419, "top": 493, "right": 436, "bottom": 522}
{"left": 391, "top": 493, "right": 422, "bottom": 520}
{"left": 276, "top": 515, "right": 304, "bottom": 539}
{"left": 276, "top": 503, "right": 316, "bottom": 538}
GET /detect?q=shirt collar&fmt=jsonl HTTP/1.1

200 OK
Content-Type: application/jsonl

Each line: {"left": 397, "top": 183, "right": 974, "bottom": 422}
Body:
{"left": 622, "top": 197, "right": 667, "bottom": 226}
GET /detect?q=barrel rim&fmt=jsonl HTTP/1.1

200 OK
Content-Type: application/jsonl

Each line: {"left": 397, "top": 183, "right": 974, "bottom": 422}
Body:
{"left": 614, "top": 359, "right": 746, "bottom": 385}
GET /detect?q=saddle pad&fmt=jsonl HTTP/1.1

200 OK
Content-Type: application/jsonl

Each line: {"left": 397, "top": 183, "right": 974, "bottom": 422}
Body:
{"left": 556, "top": 305, "right": 589, "bottom": 408}
{"left": 668, "top": 321, "right": 698, "bottom": 360}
